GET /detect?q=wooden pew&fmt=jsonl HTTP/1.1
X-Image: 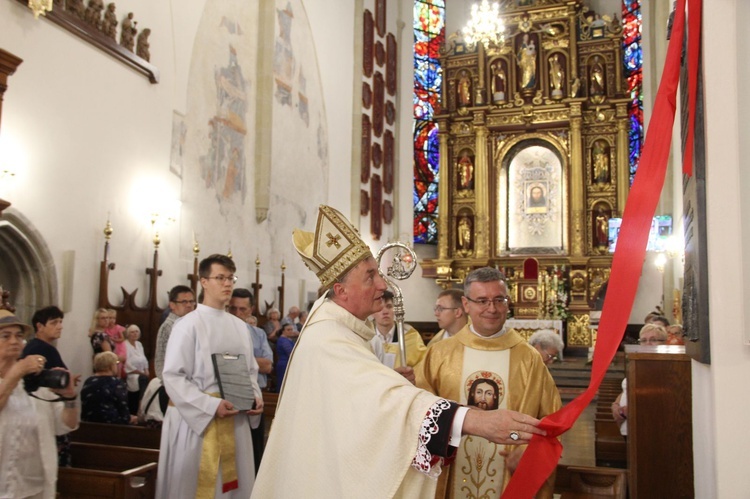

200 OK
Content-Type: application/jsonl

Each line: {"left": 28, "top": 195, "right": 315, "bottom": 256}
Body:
{"left": 263, "top": 390, "right": 279, "bottom": 420}
{"left": 555, "top": 464, "right": 628, "bottom": 498}
{"left": 70, "top": 421, "right": 161, "bottom": 449}
{"left": 58, "top": 442, "right": 159, "bottom": 499}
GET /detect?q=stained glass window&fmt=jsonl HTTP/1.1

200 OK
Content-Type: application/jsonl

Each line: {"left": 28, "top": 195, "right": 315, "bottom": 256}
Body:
{"left": 413, "top": 0, "right": 445, "bottom": 244}
{"left": 623, "top": 0, "right": 642, "bottom": 184}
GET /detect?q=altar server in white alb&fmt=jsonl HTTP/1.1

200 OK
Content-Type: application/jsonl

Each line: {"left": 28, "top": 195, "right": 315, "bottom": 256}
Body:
{"left": 252, "top": 205, "right": 545, "bottom": 499}
{"left": 157, "top": 254, "right": 264, "bottom": 498}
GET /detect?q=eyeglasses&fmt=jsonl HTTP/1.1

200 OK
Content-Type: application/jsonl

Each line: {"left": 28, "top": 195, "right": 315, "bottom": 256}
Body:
{"left": 465, "top": 296, "right": 510, "bottom": 308}
{"left": 204, "top": 275, "right": 238, "bottom": 284}
{"left": 434, "top": 305, "right": 458, "bottom": 313}
{"left": 542, "top": 352, "right": 558, "bottom": 363}
{"left": 638, "top": 338, "right": 666, "bottom": 344}
{"left": 173, "top": 300, "right": 197, "bottom": 305}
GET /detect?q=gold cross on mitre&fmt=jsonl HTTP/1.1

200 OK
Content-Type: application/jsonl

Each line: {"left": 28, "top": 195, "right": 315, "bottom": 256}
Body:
{"left": 325, "top": 232, "right": 342, "bottom": 249}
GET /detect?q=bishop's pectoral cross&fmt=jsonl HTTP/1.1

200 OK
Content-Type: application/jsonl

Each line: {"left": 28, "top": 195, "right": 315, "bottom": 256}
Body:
{"left": 326, "top": 232, "right": 342, "bottom": 249}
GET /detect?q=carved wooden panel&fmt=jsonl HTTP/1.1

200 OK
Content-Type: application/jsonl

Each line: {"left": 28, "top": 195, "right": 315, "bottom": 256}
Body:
{"left": 371, "top": 174, "right": 383, "bottom": 240}
{"left": 362, "top": 82, "right": 372, "bottom": 109}
{"left": 386, "top": 33, "right": 397, "bottom": 96}
{"left": 373, "top": 72, "right": 385, "bottom": 137}
{"left": 375, "top": 0, "right": 386, "bottom": 37}
{"left": 360, "top": 190, "right": 370, "bottom": 216}
{"left": 385, "top": 100, "right": 395, "bottom": 125}
{"left": 383, "top": 200, "right": 393, "bottom": 225}
{"left": 375, "top": 41, "right": 385, "bottom": 67}
{"left": 363, "top": 10, "right": 374, "bottom": 78}
{"left": 383, "top": 133, "right": 394, "bottom": 195}
{"left": 372, "top": 142, "right": 382, "bottom": 168}
{"left": 361, "top": 114, "right": 371, "bottom": 182}
{"left": 383, "top": 130, "right": 394, "bottom": 181}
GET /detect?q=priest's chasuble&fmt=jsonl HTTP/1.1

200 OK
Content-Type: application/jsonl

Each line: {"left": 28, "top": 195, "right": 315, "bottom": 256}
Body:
{"left": 157, "top": 304, "right": 262, "bottom": 499}
{"left": 415, "top": 325, "right": 562, "bottom": 499}
{"left": 253, "top": 299, "right": 453, "bottom": 499}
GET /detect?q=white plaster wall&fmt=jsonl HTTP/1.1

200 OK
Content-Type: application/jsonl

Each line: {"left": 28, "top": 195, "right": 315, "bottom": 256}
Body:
{"left": 0, "top": 0, "right": 358, "bottom": 375}
{"left": 691, "top": 0, "right": 750, "bottom": 496}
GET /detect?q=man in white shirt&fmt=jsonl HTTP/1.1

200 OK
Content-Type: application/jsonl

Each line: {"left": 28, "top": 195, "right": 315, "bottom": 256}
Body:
{"left": 427, "top": 289, "right": 468, "bottom": 347}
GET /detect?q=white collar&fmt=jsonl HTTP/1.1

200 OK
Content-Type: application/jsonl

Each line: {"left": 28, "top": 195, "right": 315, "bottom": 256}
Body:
{"left": 469, "top": 324, "right": 507, "bottom": 339}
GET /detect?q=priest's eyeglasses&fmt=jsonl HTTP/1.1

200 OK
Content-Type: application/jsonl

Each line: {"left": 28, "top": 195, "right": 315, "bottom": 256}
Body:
{"left": 433, "top": 305, "right": 458, "bottom": 313}
{"left": 205, "top": 275, "right": 238, "bottom": 284}
{"left": 465, "top": 296, "right": 510, "bottom": 308}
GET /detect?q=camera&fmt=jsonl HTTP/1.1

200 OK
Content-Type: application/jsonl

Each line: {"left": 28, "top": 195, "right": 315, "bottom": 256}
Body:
{"left": 24, "top": 369, "right": 70, "bottom": 393}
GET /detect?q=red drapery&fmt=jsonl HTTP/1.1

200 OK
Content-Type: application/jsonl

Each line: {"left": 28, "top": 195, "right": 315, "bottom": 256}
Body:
{"left": 502, "top": 0, "right": 701, "bottom": 496}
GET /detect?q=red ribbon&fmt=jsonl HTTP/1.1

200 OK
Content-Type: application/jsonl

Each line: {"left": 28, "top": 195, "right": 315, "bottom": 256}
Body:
{"left": 501, "top": 0, "right": 699, "bottom": 496}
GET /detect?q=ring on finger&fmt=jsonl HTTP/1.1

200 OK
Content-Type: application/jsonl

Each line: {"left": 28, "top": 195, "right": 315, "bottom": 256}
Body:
{"left": 509, "top": 431, "right": 520, "bottom": 441}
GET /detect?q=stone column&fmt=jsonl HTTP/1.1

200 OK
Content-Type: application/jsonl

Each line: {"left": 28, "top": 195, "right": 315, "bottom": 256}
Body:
{"left": 437, "top": 120, "right": 450, "bottom": 260}
{"left": 569, "top": 103, "right": 585, "bottom": 256}
{"left": 474, "top": 124, "right": 489, "bottom": 258}
{"left": 616, "top": 102, "right": 630, "bottom": 214}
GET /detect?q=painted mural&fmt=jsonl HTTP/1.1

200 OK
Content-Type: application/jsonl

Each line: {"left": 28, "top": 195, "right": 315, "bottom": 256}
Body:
{"left": 181, "top": 0, "right": 328, "bottom": 297}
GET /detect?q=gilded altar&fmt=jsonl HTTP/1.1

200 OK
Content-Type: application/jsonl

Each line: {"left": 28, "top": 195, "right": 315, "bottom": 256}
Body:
{"left": 421, "top": 0, "right": 626, "bottom": 349}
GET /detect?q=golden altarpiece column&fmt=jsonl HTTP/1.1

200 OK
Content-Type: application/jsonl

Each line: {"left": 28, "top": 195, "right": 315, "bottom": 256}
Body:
{"left": 421, "top": 1, "right": 627, "bottom": 350}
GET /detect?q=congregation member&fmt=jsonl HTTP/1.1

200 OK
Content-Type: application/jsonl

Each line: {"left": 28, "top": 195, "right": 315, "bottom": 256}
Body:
{"left": 263, "top": 307, "right": 282, "bottom": 341}
{"left": 138, "top": 376, "right": 166, "bottom": 427}
{"left": 157, "top": 254, "right": 264, "bottom": 498}
{"left": 253, "top": 205, "right": 544, "bottom": 498}
{"left": 154, "top": 284, "right": 196, "bottom": 380}
{"left": 88, "top": 308, "right": 113, "bottom": 356}
{"left": 124, "top": 324, "right": 149, "bottom": 415}
{"left": 22, "top": 305, "right": 79, "bottom": 466}
{"left": 528, "top": 329, "right": 565, "bottom": 367}
{"left": 370, "top": 290, "right": 427, "bottom": 368}
{"left": 274, "top": 322, "right": 298, "bottom": 392}
{"left": 415, "top": 267, "right": 561, "bottom": 498}
{"left": 105, "top": 309, "right": 127, "bottom": 375}
{"left": 283, "top": 305, "right": 301, "bottom": 328}
{"left": 666, "top": 324, "right": 685, "bottom": 345}
{"left": 611, "top": 323, "right": 670, "bottom": 437}
{"left": 427, "top": 289, "right": 468, "bottom": 347}
{"left": 81, "top": 351, "right": 136, "bottom": 425}
{"left": 228, "top": 287, "right": 273, "bottom": 472}
{"left": 296, "top": 309, "right": 308, "bottom": 332}
{"left": 0, "top": 310, "right": 79, "bottom": 499}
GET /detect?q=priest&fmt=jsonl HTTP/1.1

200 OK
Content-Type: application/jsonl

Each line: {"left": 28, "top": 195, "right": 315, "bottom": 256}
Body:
{"left": 157, "top": 254, "right": 264, "bottom": 498}
{"left": 252, "top": 205, "right": 546, "bottom": 499}
{"left": 415, "top": 267, "right": 562, "bottom": 498}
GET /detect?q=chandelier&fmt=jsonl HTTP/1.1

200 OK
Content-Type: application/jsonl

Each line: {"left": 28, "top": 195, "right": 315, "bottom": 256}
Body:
{"left": 462, "top": 0, "right": 506, "bottom": 50}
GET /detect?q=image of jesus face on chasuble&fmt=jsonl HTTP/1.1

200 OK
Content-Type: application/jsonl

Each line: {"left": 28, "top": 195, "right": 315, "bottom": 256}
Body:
{"left": 465, "top": 371, "right": 505, "bottom": 411}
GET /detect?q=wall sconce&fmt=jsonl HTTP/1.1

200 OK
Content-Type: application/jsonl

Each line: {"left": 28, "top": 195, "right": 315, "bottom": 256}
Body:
{"left": 654, "top": 252, "right": 668, "bottom": 273}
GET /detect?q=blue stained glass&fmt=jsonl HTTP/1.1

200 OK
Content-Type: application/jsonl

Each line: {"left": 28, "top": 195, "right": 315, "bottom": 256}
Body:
{"left": 623, "top": 0, "right": 642, "bottom": 185}
{"left": 413, "top": 0, "right": 444, "bottom": 244}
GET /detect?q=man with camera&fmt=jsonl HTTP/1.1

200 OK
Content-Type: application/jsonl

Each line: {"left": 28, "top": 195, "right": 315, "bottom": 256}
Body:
{"left": 21, "top": 305, "right": 81, "bottom": 467}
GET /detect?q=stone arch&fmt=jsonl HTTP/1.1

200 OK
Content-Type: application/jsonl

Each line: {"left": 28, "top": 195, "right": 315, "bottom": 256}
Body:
{"left": 0, "top": 208, "right": 58, "bottom": 321}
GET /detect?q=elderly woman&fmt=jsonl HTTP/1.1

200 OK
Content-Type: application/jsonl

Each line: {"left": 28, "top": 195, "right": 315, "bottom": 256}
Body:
{"left": 81, "top": 351, "right": 136, "bottom": 425}
{"left": 611, "top": 323, "right": 669, "bottom": 437}
{"left": 88, "top": 308, "right": 113, "bottom": 356}
{"left": 263, "top": 307, "right": 282, "bottom": 342}
{"left": 0, "top": 309, "right": 79, "bottom": 498}
{"left": 528, "top": 329, "right": 565, "bottom": 367}
{"left": 124, "top": 324, "right": 149, "bottom": 414}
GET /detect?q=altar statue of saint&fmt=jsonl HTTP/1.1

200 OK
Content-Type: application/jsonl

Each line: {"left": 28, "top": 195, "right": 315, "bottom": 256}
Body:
{"left": 595, "top": 208, "right": 609, "bottom": 249}
{"left": 457, "top": 152, "right": 474, "bottom": 190}
{"left": 517, "top": 34, "right": 537, "bottom": 90}
{"left": 458, "top": 71, "right": 472, "bottom": 107}
{"left": 549, "top": 55, "right": 564, "bottom": 99}
{"left": 457, "top": 217, "right": 472, "bottom": 252}
{"left": 590, "top": 56, "right": 605, "bottom": 96}
{"left": 491, "top": 62, "right": 506, "bottom": 103}
{"left": 592, "top": 140, "right": 610, "bottom": 183}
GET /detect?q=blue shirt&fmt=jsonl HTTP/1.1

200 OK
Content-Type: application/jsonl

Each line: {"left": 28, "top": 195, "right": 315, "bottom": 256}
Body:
{"left": 248, "top": 324, "right": 273, "bottom": 389}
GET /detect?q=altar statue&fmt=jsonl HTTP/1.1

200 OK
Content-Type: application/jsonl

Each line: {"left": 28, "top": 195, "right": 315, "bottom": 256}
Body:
{"left": 457, "top": 152, "right": 474, "bottom": 190}
{"left": 590, "top": 56, "right": 605, "bottom": 96}
{"left": 458, "top": 71, "right": 472, "bottom": 107}
{"left": 592, "top": 140, "right": 610, "bottom": 183}
{"left": 517, "top": 34, "right": 537, "bottom": 90}
{"left": 549, "top": 55, "right": 564, "bottom": 99}
{"left": 491, "top": 62, "right": 506, "bottom": 103}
